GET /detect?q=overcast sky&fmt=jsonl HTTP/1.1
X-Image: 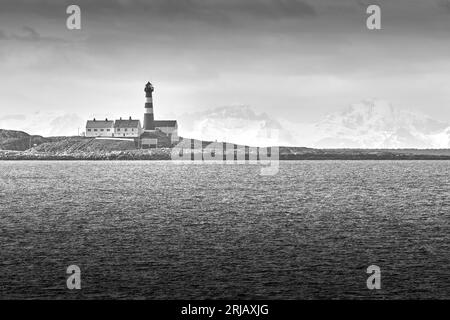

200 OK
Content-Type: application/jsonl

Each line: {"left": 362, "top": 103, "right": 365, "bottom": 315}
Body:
{"left": 1, "top": 0, "right": 450, "bottom": 138}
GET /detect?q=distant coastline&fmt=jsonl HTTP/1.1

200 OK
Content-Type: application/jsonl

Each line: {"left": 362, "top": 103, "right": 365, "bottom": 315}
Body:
{"left": 1, "top": 129, "right": 450, "bottom": 161}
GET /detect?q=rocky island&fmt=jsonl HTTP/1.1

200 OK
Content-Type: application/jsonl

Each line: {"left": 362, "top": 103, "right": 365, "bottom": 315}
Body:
{"left": 2, "top": 129, "right": 450, "bottom": 161}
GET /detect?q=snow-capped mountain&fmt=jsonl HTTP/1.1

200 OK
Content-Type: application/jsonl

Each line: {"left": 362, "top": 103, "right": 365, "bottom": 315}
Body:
{"left": 309, "top": 100, "right": 450, "bottom": 148}
{"left": 178, "top": 105, "right": 295, "bottom": 146}
{"left": 178, "top": 100, "right": 450, "bottom": 148}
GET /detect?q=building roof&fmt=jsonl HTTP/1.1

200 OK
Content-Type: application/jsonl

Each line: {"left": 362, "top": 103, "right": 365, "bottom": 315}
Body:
{"left": 140, "top": 131, "right": 160, "bottom": 139}
{"left": 86, "top": 120, "right": 114, "bottom": 129}
{"left": 154, "top": 120, "right": 177, "bottom": 127}
{"left": 114, "top": 119, "right": 141, "bottom": 128}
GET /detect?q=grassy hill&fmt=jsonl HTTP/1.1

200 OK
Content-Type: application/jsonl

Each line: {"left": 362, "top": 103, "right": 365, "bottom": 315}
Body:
{"left": 32, "top": 137, "right": 138, "bottom": 153}
{"left": 0, "top": 129, "right": 52, "bottom": 151}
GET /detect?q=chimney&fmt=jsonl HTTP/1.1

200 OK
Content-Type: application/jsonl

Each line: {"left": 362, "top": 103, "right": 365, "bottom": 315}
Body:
{"left": 120, "top": 117, "right": 122, "bottom": 120}
{"left": 105, "top": 118, "right": 108, "bottom": 121}
{"left": 129, "top": 116, "right": 132, "bottom": 120}
{"left": 93, "top": 118, "right": 96, "bottom": 122}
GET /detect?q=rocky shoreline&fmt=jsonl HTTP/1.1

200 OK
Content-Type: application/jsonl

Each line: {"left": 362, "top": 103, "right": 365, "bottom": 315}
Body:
{"left": 2, "top": 148, "right": 450, "bottom": 161}
{"left": 0, "top": 149, "right": 173, "bottom": 161}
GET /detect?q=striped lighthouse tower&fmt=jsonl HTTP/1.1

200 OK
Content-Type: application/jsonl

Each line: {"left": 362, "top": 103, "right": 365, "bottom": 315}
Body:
{"left": 143, "top": 81, "right": 155, "bottom": 131}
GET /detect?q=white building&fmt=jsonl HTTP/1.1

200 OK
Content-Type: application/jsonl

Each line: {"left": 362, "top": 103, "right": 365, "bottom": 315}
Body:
{"left": 86, "top": 119, "right": 114, "bottom": 137}
{"left": 114, "top": 117, "right": 142, "bottom": 138}
{"left": 154, "top": 120, "right": 179, "bottom": 144}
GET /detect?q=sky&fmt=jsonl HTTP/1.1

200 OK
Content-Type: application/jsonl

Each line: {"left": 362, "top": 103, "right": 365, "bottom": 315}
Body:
{"left": 1, "top": 0, "right": 450, "bottom": 145}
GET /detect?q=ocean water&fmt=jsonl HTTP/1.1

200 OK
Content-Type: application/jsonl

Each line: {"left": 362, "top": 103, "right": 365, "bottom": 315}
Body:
{"left": 0, "top": 160, "right": 449, "bottom": 299}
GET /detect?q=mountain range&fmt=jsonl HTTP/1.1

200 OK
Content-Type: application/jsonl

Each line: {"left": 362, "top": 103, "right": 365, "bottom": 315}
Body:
{"left": 178, "top": 100, "right": 450, "bottom": 148}
{"left": 308, "top": 100, "right": 450, "bottom": 148}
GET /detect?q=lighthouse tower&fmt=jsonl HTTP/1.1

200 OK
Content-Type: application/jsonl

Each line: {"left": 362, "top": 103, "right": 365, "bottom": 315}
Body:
{"left": 143, "top": 81, "right": 155, "bottom": 131}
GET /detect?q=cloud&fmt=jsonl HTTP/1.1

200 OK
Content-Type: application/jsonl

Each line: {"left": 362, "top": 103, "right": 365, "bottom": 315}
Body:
{"left": 0, "top": 112, "right": 85, "bottom": 137}
{"left": 0, "top": 26, "right": 68, "bottom": 43}
{"left": 437, "top": 0, "right": 450, "bottom": 13}
{"left": 269, "top": 0, "right": 317, "bottom": 17}
{"left": 47, "top": 113, "right": 85, "bottom": 136}
{"left": 1, "top": 0, "right": 450, "bottom": 135}
{"left": 0, "top": 114, "right": 27, "bottom": 121}
{"left": 11, "top": 26, "right": 40, "bottom": 41}
{"left": 0, "top": 0, "right": 317, "bottom": 24}
{"left": 10, "top": 26, "right": 67, "bottom": 43}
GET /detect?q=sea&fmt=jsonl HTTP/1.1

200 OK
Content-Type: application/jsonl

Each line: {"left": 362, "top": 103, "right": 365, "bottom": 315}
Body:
{"left": 0, "top": 160, "right": 449, "bottom": 299}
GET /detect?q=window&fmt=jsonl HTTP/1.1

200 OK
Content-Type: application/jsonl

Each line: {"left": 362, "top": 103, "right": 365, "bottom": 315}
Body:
{"left": 101, "top": 129, "right": 104, "bottom": 131}
{"left": 94, "top": 129, "right": 98, "bottom": 132}
{"left": 107, "top": 129, "right": 110, "bottom": 132}
{"left": 117, "top": 128, "right": 120, "bottom": 131}
{"left": 124, "top": 129, "right": 128, "bottom": 132}
{"left": 87, "top": 129, "right": 91, "bottom": 132}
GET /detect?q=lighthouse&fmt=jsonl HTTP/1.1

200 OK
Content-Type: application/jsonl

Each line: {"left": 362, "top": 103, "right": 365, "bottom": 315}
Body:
{"left": 139, "top": 81, "right": 179, "bottom": 148}
{"left": 143, "top": 81, "right": 155, "bottom": 131}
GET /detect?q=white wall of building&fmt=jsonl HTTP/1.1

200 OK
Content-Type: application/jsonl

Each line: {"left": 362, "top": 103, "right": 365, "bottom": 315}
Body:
{"left": 86, "top": 127, "right": 114, "bottom": 137}
{"left": 114, "top": 127, "right": 141, "bottom": 138}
